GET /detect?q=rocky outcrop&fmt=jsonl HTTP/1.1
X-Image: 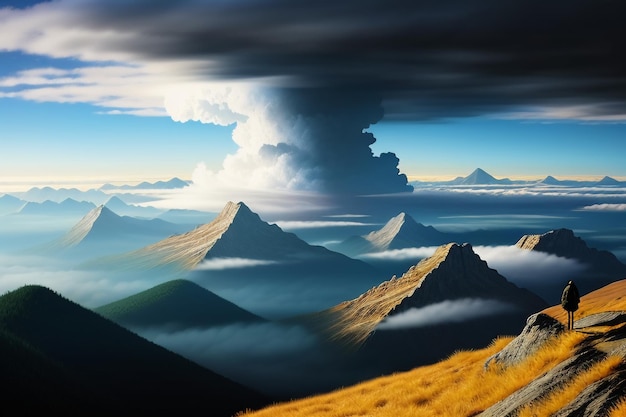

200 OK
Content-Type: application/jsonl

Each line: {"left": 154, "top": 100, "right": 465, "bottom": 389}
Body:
{"left": 480, "top": 311, "right": 626, "bottom": 417}
{"left": 485, "top": 313, "right": 565, "bottom": 369}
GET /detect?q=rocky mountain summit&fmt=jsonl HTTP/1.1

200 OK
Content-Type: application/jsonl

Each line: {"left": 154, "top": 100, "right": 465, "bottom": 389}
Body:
{"left": 310, "top": 242, "right": 547, "bottom": 347}
{"left": 516, "top": 228, "right": 626, "bottom": 298}
{"left": 108, "top": 201, "right": 364, "bottom": 272}
{"left": 516, "top": 228, "right": 626, "bottom": 271}
{"left": 333, "top": 212, "right": 447, "bottom": 256}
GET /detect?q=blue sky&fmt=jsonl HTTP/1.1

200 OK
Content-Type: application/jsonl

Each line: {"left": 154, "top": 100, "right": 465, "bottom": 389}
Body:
{"left": 1, "top": 1, "right": 625, "bottom": 193}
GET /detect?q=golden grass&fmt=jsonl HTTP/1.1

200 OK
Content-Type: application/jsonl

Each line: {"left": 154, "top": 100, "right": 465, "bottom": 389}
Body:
{"left": 609, "top": 397, "right": 626, "bottom": 417}
{"left": 240, "top": 332, "right": 586, "bottom": 417}
{"left": 517, "top": 355, "right": 623, "bottom": 417}
{"left": 543, "top": 279, "right": 626, "bottom": 325}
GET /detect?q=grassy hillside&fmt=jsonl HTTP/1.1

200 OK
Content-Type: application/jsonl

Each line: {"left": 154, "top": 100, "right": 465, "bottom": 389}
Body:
{"left": 239, "top": 280, "right": 626, "bottom": 417}
{"left": 0, "top": 285, "right": 270, "bottom": 416}
{"left": 94, "top": 278, "right": 264, "bottom": 328}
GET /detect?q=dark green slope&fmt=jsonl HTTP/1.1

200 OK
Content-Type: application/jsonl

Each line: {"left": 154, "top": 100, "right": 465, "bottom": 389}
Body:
{"left": 94, "top": 279, "right": 265, "bottom": 329}
{"left": 0, "top": 285, "right": 269, "bottom": 416}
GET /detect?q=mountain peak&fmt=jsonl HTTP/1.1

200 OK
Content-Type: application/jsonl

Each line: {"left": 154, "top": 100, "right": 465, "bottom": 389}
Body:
{"left": 459, "top": 168, "right": 499, "bottom": 185}
{"left": 516, "top": 228, "right": 626, "bottom": 275}
{"left": 597, "top": 175, "right": 620, "bottom": 185}
{"left": 54, "top": 205, "right": 106, "bottom": 247}
{"left": 361, "top": 212, "right": 444, "bottom": 251}
{"left": 112, "top": 200, "right": 313, "bottom": 271}
{"left": 516, "top": 228, "right": 592, "bottom": 257}
{"left": 315, "top": 242, "right": 546, "bottom": 346}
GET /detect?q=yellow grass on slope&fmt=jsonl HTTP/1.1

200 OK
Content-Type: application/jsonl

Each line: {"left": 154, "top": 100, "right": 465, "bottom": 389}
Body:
{"left": 239, "top": 332, "right": 585, "bottom": 417}
{"left": 517, "top": 355, "right": 623, "bottom": 417}
{"left": 543, "top": 279, "right": 626, "bottom": 324}
{"left": 609, "top": 397, "right": 626, "bottom": 417}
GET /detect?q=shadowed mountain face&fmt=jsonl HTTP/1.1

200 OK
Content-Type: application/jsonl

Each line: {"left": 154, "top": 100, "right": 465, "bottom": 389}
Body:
{"left": 296, "top": 243, "right": 548, "bottom": 379}
{"left": 310, "top": 243, "right": 547, "bottom": 347}
{"left": 95, "top": 279, "right": 265, "bottom": 330}
{"left": 0, "top": 285, "right": 269, "bottom": 416}
{"left": 516, "top": 228, "right": 626, "bottom": 300}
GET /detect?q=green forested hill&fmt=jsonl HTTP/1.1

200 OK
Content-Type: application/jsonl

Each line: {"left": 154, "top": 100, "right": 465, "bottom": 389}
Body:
{"left": 94, "top": 279, "right": 264, "bottom": 329}
{"left": 0, "top": 285, "right": 269, "bottom": 416}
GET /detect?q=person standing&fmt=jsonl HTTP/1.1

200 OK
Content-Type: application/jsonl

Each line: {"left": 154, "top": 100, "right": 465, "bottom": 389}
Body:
{"left": 561, "top": 280, "right": 580, "bottom": 330}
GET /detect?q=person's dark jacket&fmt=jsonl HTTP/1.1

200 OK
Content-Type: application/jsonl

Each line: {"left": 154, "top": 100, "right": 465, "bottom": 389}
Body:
{"left": 561, "top": 282, "right": 580, "bottom": 312}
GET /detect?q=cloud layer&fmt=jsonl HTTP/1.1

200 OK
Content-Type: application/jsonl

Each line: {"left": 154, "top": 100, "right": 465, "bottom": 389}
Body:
{"left": 377, "top": 298, "right": 517, "bottom": 330}
{"left": 2, "top": 0, "right": 625, "bottom": 121}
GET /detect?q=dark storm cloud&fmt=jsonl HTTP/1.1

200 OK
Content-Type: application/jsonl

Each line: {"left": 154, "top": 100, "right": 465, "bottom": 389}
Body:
{"left": 68, "top": 0, "right": 626, "bottom": 120}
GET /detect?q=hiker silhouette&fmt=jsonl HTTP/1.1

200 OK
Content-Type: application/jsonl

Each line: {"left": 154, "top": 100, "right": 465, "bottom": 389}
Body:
{"left": 561, "top": 280, "right": 580, "bottom": 330}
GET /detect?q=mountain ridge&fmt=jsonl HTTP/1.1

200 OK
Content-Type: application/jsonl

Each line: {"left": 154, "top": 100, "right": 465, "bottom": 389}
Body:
{"left": 0, "top": 284, "right": 269, "bottom": 415}
{"left": 307, "top": 242, "right": 547, "bottom": 347}
{"left": 95, "top": 279, "right": 265, "bottom": 329}
{"left": 239, "top": 279, "right": 626, "bottom": 417}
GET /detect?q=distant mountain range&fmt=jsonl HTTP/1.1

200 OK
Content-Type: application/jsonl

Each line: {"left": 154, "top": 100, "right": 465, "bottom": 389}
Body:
{"left": 17, "top": 198, "right": 96, "bottom": 216}
{"left": 410, "top": 168, "right": 626, "bottom": 187}
{"left": 0, "top": 285, "right": 269, "bottom": 415}
{"left": 95, "top": 279, "right": 265, "bottom": 330}
{"left": 0, "top": 194, "right": 25, "bottom": 215}
{"left": 99, "top": 177, "right": 189, "bottom": 190}
{"left": 17, "top": 186, "right": 109, "bottom": 205}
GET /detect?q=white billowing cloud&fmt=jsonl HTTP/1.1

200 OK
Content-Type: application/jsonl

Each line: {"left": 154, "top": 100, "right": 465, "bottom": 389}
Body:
{"left": 473, "top": 245, "right": 588, "bottom": 285}
{"left": 580, "top": 203, "right": 626, "bottom": 212}
{"left": 163, "top": 84, "right": 313, "bottom": 192}
{"left": 377, "top": 298, "right": 517, "bottom": 330}
{"left": 359, "top": 246, "right": 439, "bottom": 261}
{"left": 194, "top": 257, "right": 277, "bottom": 271}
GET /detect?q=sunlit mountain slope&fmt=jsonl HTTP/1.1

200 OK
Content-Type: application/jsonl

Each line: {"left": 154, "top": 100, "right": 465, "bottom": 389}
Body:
{"left": 241, "top": 279, "right": 626, "bottom": 417}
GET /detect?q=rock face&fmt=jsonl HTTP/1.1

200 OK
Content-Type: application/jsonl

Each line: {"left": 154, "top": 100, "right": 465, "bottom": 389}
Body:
{"left": 516, "top": 228, "right": 626, "bottom": 299}
{"left": 516, "top": 229, "right": 626, "bottom": 270}
{"left": 485, "top": 313, "right": 566, "bottom": 369}
{"left": 311, "top": 243, "right": 547, "bottom": 347}
{"left": 480, "top": 311, "right": 626, "bottom": 417}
